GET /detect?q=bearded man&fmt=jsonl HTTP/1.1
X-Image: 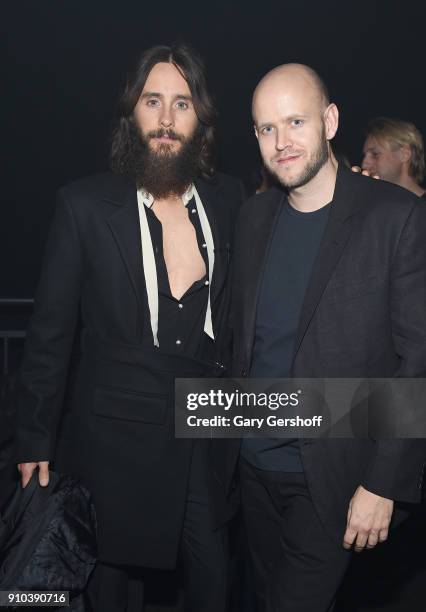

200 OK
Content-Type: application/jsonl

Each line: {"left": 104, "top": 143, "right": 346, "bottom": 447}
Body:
{"left": 15, "top": 44, "right": 243, "bottom": 612}
{"left": 212, "top": 63, "right": 426, "bottom": 611}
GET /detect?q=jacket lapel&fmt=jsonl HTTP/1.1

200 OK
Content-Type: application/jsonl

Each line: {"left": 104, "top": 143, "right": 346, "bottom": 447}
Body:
{"left": 105, "top": 175, "right": 231, "bottom": 331}
{"left": 104, "top": 180, "right": 148, "bottom": 321}
{"left": 240, "top": 191, "right": 284, "bottom": 360}
{"left": 194, "top": 177, "right": 228, "bottom": 306}
{"left": 292, "top": 165, "right": 360, "bottom": 362}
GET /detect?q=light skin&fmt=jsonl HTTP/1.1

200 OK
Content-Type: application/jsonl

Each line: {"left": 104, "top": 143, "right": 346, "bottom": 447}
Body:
{"left": 18, "top": 62, "right": 205, "bottom": 488}
{"left": 19, "top": 460, "right": 49, "bottom": 488}
{"left": 362, "top": 135, "right": 424, "bottom": 196}
{"left": 252, "top": 63, "right": 394, "bottom": 552}
{"left": 252, "top": 64, "right": 339, "bottom": 212}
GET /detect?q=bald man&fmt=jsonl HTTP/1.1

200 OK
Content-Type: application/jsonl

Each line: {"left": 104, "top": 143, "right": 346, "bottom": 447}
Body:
{"left": 211, "top": 64, "right": 426, "bottom": 611}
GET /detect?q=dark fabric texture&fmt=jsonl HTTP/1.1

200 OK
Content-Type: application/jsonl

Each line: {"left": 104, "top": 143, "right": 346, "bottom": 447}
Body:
{"left": 250, "top": 200, "right": 331, "bottom": 380}
{"left": 242, "top": 199, "right": 330, "bottom": 472}
{"left": 87, "top": 441, "right": 229, "bottom": 612}
{"left": 0, "top": 471, "right": 96, "bottom": 602}
{"left": 240, "top": 458, "right": 351, "bottom": 612}
{"left": 88, "top": 563, "right": 135, "bottom": 612}
{"left": 179, "top": 440, "right": 230, "bottom": 612}
{"left": 211, "top": 164, "right": 426, "bottom": 540}
{"left": 14, "top": 171, "right": 243, "bottom": 568}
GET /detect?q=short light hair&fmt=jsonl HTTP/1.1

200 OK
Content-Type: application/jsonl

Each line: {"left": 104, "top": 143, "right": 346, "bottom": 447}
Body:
{"left": 366, "top": 117, "right": 425, "bottom": 184}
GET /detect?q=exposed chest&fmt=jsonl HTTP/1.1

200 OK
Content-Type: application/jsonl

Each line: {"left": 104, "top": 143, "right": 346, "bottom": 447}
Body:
{"left": 153, "top": 202, "right": 206, "bottom": 299}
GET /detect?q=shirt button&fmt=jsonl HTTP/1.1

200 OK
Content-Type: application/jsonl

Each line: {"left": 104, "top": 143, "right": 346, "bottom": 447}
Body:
{"left": 204, "top": 280, "right": 209, "bottom": 286}
{"left": 176, "top": 339, "right": 182, "bottom": 345}
{"left": 191, "top": 209, "right": 197, "bottom": 214}
{"left": 178, "top": 303, "right": 183, "bottom": 309}
{"left": 202, "top": 243, "right": 207, "bottom": 248}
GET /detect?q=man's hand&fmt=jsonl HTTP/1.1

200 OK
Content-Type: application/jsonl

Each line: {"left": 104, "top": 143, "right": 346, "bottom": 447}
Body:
{"left": 343, "top": 485, "right": 394, "bottom": 552}
{"left": 351, "top": 166, "right": 380, "bottom": 179}
{"left": 18, "top": 461, "right": 50, "bottom": 488}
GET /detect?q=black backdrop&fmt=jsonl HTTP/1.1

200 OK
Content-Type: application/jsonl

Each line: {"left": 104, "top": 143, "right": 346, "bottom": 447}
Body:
{"left": 2, "top": 0, "right": 426, "bottom": 296}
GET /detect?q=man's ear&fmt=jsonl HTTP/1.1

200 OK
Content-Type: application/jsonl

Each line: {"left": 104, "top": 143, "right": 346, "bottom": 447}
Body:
{"left": 254, "top": 124, "right": 259, "bottom": 140}
{"left": 324, "top": 103, "right": 339, "bottom": 141}
{"left": 399, "top": 144, "right": 412, "bottom": 164}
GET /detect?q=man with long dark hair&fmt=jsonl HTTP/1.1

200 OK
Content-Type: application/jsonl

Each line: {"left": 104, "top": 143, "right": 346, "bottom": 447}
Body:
{"left": 15, "top": 44, "right": 243, "bottom": 612}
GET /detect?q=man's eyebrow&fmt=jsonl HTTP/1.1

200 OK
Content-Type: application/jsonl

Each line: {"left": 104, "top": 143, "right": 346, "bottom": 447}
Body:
{"left": 256, "top": 121, "right": 275, "bottom": 130}
{"left": 286, "top": 114, "right": 308, "bottom": 122}
{"left": 256, "top": 115, "right": 308, "bottom": 129}
{"left": 140, "top": 92, "right": 193, "bottom": 101}
{"left": 174, "top": 94, "right": 193, "bottom": 101}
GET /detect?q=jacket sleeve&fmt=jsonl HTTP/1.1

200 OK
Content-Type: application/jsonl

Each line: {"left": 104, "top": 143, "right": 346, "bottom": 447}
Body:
{"left": 362, "top": 200, "right": 426, "bottom": 502}
{"left": 15, "top": 190, "right": 83, "bottom": 463}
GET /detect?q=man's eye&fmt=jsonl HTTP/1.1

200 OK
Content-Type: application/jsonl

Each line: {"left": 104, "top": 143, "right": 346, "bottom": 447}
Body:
{"left": 147, "top": 99, "right": 160, "bottom": 107}
{"left": 176, "top": 100, "right": 189, "bottom": 110}
{"left": 292, "top": 119, "right": 304, "bottom": 127}
{"left": 261, "top": 126, "right": 274, "bottom": 135}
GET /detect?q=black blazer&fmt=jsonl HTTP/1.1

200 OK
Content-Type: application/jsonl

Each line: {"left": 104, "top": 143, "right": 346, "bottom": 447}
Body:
{"left": 212, "top": 165, "right": 426, "bottom": 541}
{"left": 15, "top": 171, "right": 243, "bottom": 568}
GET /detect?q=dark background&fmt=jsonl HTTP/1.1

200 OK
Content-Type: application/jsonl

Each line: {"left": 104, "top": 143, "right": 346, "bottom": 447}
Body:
{"left": 2, "top": 0, "right": 426, "bottom": 297}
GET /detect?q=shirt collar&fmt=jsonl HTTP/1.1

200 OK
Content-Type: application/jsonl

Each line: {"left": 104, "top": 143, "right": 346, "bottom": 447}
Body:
{"left": 140, "top": 184, "right": 195, "bottom": 209}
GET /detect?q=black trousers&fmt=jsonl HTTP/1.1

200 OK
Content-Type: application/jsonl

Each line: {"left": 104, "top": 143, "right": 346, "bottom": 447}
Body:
{"left": 240, "top": 458, "right": 352, "bottom": 612}
{"left": 88, "top": 441, "right": 229, "bottom": 612}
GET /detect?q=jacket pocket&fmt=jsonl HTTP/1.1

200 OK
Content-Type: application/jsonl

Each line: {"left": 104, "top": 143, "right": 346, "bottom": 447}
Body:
{"left": 92, "top": 386, "right": 167, "bottom": 424}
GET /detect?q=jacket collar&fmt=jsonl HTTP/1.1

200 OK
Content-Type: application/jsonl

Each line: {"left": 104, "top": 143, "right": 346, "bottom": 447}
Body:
{"left": 104, "top": 174, "right": 228, "bottom": 329}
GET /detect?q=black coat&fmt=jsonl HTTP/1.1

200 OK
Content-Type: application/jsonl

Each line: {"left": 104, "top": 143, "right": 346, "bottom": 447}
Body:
{"left": 211, "top": 165, "right": 426, "bottom": 542}
{"left": 15, "top": 171, "right": 243, "bottom": 568}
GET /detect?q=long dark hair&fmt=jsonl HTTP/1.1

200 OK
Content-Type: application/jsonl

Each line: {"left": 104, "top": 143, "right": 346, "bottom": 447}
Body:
{"left": 110, "top": 43, "right": 216, "bottom": 179}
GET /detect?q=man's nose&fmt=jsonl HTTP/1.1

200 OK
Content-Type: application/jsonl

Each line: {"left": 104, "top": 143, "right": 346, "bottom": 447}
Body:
{"left": 276, "top": 128, "right": 292, "bottom": 150}
{"left": 362, "top": 155, "right": 372, "bottom": 171}
{"left": 160, "top": 107, "right": 173, "bottom": 128}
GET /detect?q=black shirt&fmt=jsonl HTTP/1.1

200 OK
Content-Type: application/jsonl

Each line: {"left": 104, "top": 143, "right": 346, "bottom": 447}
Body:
{"left": 141, "top": 197, "right": 214, "bottom": 362}
{"left": 241, "top": 198, "right": 331, "bottom": 471}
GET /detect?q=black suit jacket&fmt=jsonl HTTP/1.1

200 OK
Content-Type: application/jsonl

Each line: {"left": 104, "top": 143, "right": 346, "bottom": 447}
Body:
{"left": 212, "top": 165, "right": 426, "bottom": 541}
{"left": 15, "top": 170, "right": 243, "bottom": 568}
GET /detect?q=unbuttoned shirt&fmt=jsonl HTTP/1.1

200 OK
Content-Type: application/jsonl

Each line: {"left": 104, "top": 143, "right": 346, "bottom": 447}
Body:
{"left": 138, "top": 185, "right": 215, "bottom": 361}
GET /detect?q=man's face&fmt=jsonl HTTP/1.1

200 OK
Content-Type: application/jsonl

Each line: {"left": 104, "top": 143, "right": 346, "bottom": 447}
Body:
{"left": 134, "top": 62, "right": 198, "bottom": 155}
{"left": 362, "top": 136, "right": 404, "bottom": 183}
{"left": 253, "top": 77, "right": 335, "bottom": 190}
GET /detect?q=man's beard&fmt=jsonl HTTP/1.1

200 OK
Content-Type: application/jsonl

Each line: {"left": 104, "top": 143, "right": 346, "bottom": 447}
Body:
{"left": 269, "top": 126, "right": 329, "bottom": 191}
{"left": 116, "top": 120, "right": 203, "bottom": 198}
